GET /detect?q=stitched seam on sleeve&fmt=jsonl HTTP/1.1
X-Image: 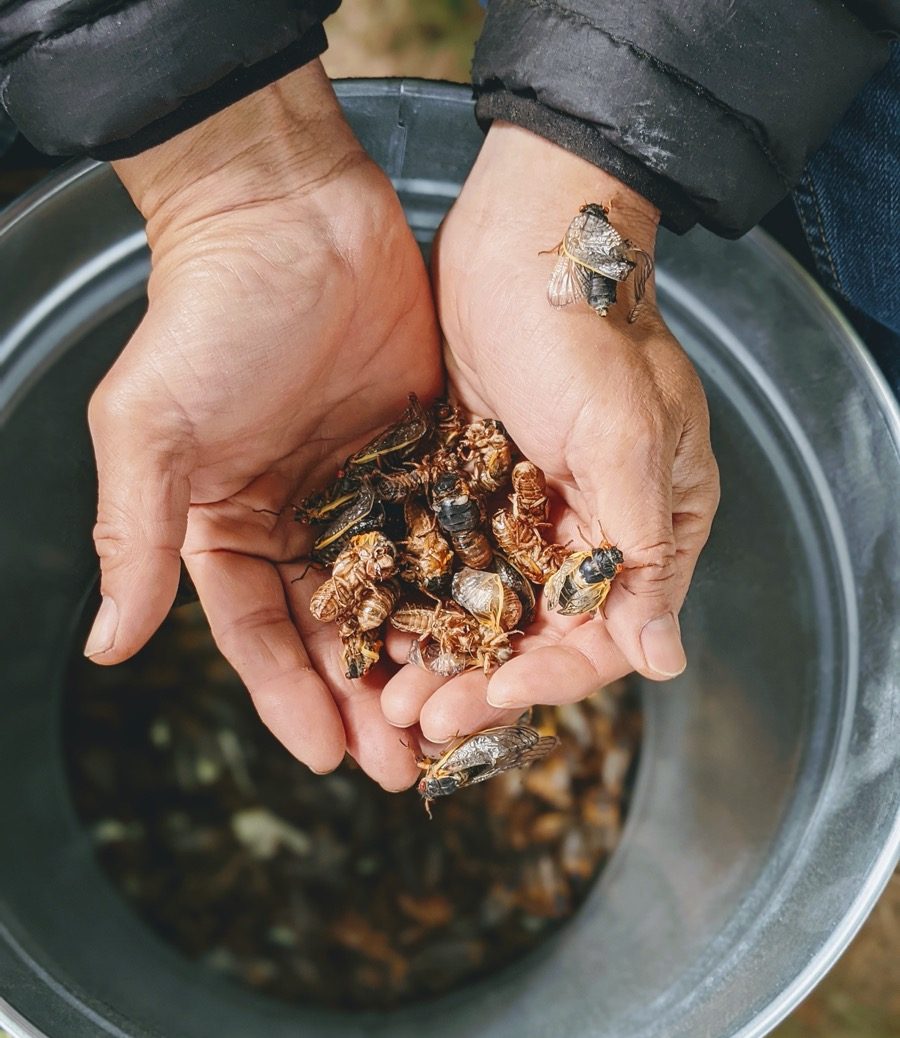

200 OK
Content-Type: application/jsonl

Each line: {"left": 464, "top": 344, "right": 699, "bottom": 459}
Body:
{"left": 0, "top": 0, "right": 145, "bottom": 62}
{"left": 0, "top": 0, "right": 319, "bottom": 64}
{"left": 524, "top": 0, "right": 793, "bottom": 189}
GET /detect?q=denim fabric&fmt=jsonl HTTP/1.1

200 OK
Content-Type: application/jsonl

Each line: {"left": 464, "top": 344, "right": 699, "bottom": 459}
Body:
{"left": 793, "top": 41, "right": 900, "bottom": 392}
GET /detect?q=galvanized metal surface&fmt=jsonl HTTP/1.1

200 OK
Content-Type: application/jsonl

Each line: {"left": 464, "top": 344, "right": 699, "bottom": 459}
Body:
{"left": 0, "top": 80, "right": 898, "bottom": 1038}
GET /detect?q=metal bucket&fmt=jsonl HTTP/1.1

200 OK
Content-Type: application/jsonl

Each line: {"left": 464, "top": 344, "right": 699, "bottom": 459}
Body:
{"left": 1, "top": 80, "right": 898, "bottom": 1038}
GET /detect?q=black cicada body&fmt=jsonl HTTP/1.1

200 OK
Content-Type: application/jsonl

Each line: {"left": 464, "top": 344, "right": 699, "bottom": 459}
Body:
{"left": 430, "top": 471, "right": 482, "bottom": 534}
{"left": 547, "top": 203, "right": 653, "bottom": 321}
{"left": 545, "top": 542, "right": 625, "bottom": 616}
{"left": 311, "top": 479, "right": 385, "bottom": 565}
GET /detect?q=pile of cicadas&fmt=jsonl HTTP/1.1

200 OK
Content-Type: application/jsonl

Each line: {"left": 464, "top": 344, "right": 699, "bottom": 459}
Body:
{"left": 297, "top": 395, "right": 625, "bottom": 682}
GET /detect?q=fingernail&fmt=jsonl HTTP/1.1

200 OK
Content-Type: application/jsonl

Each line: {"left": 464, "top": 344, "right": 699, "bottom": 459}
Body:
{"left": 84, "top": 596, "right": 118, "bottom": 657}
{"left": 640, "top": 613, "right": 687, "bottom": 677}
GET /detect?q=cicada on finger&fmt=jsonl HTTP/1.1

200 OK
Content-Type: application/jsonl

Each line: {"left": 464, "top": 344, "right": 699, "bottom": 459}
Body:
{"left": 547, "top": 203, "right": 653, "bottom": 322}
{"left": 415, "top": 724, "right": 559, "bottom": 816}
{"left": 545, "top": 540, "right": 625, "bottom": 616}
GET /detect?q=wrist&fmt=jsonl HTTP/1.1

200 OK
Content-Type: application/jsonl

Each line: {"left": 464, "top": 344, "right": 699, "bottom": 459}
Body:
{"left": 113, "top": 60, "right": 365, "bottom": 239}
{"left": 467, "top": 121, "right": 660, "bottom": 255}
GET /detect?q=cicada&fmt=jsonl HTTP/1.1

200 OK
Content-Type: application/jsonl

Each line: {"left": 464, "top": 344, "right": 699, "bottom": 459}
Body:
{"left": 293, "top": 469, "right": 364, "bottom": 525}
{"left": 310, "top": 479, "right": 384, "bottom": 565}
{"left": 415, "top": 724, "right": 559, "bottom": 817}
{"left": 392, "top": 602, "right": 515, "bottom": 677}
{"left": 494, "top": 552, "right": 537, "bottom": 622}
{"left": 491, "top": 508, "right": 567, "bottom": 584}
{"left": 544, "top": 541, "right": 625, "bottom": 616}
{"left": 338, "top": 621, "right": 384, "bottom": 680}
{"left": 344, "top": 393, "right": 431, "bottom": 469}
{"left": 431, "top": 470, "right": 493, "bottom": 570}
{"left": 547, "top": 203, "right": 653, "bottom": 321}
{"left": 451, "top": 566, "right": 522, "bottom": 632}
{"left": 457, "top": 418, "right": 513, "bottom": 493}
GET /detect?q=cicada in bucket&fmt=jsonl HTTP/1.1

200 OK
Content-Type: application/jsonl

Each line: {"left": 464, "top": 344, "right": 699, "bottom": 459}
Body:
{"left": 414, "top": 724, "right": 559, "bottom": 817}
{"left": 545, "top": 540, "right": 625, "bottom": 616}
{"left": 547, "top": 203, "right": 653, "bottom": 321}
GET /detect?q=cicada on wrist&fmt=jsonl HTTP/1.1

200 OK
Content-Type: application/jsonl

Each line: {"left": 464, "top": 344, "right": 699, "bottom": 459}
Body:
{"left": 547, "top": 203, "right": 653, "bottom": 322}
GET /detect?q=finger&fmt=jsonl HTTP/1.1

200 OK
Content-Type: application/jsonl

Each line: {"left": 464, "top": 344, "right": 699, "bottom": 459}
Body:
{"left": 419, "top": 669, "right": 522, "bottom": 743}
{"left": 85, "top": 375, "right": 191, "bottom": 663}
{"left": 487, "top": 622, "right": 630, "bottom": 708}
{"left": 601, "top": 416, "right": 718, "bottom": 681}
{"left": 381, "top": 664, "right": 448, "bottom": 728}
{"left": 337, "top": 687, "right": 420, "bottom": 791}
{"left": 282, "top": 564, "right": 419, "bottom": 791}
{"left": 186, "top": 548, "right": 346, "bottom": 773}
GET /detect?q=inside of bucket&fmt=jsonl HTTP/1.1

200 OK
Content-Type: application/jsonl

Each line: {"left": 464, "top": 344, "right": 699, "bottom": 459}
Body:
{"left": 0, "top": 254, "right": 849, "bottom": 1038}
{"left": 59, "top": 594, "right": 644, "bottom": 1013}
{"left": 0, "top": 100, "right": 860, "bottom": 1034}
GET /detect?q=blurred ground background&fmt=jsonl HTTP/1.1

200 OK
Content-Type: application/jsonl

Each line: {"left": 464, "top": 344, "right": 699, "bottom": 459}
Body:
{"left": 0, "top": 2, "right": 897, "bottom": 1036}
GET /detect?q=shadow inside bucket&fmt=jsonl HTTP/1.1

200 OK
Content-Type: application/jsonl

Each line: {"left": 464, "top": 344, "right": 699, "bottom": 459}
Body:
{"left": 62, "top": 601, "right": 644, "bottom": 1011}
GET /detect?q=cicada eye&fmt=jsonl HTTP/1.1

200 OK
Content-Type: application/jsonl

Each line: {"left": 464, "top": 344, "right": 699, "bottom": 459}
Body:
{"left": 433, "top": 472, "right": 457, "bottom": 496}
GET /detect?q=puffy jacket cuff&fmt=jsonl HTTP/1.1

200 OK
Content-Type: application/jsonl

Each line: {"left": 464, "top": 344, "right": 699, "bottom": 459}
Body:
{"left": 472, "top": 0, "right": 888, "bottom": 238}
{"left": 475, "top": 90, "right": 700, "bottom": 234}
{"left": 91, "top": 29, "right": 328, "bottom": 161}
{"left": 0, "top": 1, "right": 338, "bottom": 158}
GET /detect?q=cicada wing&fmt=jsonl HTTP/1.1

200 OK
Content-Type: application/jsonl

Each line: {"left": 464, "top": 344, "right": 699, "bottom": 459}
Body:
{"left": 512, "top": 735, "right": 560, "bottom": 768}
{"left": 563, "top": 207, "right": 629, "bottom": 278}
{"left": 312, "top": 478, "right": 377, "bottom": 555}
{"left": 627, "top": 248, "right": 655, "bottom": 323}
{"left": 467, "top": 729, "right": 559, "bottom": 783}
{"left": 435, "top": 726, "right": 559, "bottom": 788}
{"left": 544, "top": 554, "right": 578, "bottom": 612}
{"left": 548, "top": 253, "right": 591, "bottom": 308}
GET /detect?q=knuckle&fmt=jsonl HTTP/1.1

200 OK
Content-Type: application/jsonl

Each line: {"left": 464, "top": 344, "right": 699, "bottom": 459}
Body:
{"left": 625, "top": 539, "right": 678, "bottom": 587}
{"left": 92, "top": 511, "right": 182, "bottom": 569}
{"left": 92, "top": 515, "right": 134, "bottom": 566}
{"left": 87, "top": 375, "right": 134, "bottom": 435}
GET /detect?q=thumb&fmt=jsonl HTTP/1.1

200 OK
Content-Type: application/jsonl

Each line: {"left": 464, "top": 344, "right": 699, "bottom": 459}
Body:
{"left": 84, "top": 373, "right": 191, "bottom": 664}
{"left": 577, "top": 434, "right": 688, "bottom": 683}
{"left": 601, "top": 501, "right": 688, "bottom": 682}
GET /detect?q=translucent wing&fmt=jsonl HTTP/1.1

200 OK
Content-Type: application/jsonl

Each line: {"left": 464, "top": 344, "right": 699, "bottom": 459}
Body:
{"left": 437, "top": 725, "right": 558, "bottom": 787}
{"left": 548, "top": 253, "right": 591, "bottom": 307}
{"left": 346, "top": 393, "right": 430, "bottom": 466}
{"left": 562, "top": 208, "right": 625, "bottom": 274}
{"left": 627, "top": 248, "right": 655, "bottom": 323}
{"left": 312, "top": 478, "right": 378, "bottom": 556}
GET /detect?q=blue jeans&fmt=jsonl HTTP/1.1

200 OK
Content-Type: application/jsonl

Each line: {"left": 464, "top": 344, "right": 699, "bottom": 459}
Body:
{"left": 793, "top": 40, "right": 900, "bottom": 393}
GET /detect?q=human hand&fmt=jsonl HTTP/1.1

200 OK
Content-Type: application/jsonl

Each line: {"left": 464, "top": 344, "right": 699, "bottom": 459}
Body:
{"left": 85, "top": 62, "right": 441, "bottom": 787}
{"left": 381, "top": 122, "right": 719, "bottom": 744}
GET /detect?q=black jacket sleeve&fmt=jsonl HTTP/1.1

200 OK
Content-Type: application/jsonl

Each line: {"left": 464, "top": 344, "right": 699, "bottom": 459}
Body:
{"left": 0, "top": 0, "right": 339, "bottom": 158}
{"left": 473, "top": 1, "right": 896, "bottom": 236}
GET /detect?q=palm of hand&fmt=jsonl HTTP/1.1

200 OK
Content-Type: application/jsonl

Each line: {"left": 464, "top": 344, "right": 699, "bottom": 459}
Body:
{"left": 91, "top": 163, "right": 442, "bottom": 786}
